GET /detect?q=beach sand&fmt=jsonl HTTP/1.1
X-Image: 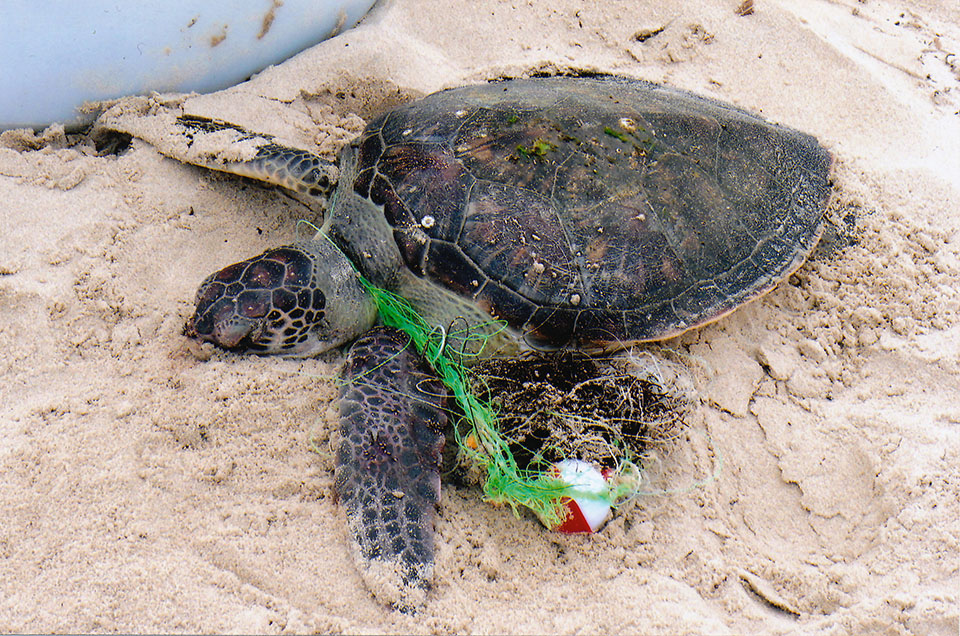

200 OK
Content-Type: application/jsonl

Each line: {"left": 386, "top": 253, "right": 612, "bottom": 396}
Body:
{"left": 1, "top": 0, "right": 958, "bottom": 632}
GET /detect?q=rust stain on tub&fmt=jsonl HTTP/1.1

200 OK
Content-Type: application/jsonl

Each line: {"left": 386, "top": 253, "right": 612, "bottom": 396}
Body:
{"left": 210, "top": 24, "right": 228, "bottom": 47}
{"left": 258, "top": 0, "right": 284, "bottom": 39}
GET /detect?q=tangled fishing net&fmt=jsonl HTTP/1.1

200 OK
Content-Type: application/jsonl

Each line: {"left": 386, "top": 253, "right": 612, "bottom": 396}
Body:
{"left": 360, "top": 277, "right": 694, "bottom": 528}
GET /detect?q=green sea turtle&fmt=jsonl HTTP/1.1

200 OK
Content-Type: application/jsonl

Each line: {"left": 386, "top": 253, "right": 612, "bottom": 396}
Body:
{"left": 102, "top": 76, "right": 831, "bottom": 609}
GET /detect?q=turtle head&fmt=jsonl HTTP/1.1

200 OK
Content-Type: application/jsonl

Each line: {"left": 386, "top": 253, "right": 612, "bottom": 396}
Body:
{"left": 186, "top": 240, "right": 377, "bottom": 356}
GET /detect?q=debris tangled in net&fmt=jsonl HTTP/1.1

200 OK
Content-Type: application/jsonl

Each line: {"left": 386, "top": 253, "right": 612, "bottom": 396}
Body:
{"left": 471, "top": 351, "right": 691, "bottom": 472}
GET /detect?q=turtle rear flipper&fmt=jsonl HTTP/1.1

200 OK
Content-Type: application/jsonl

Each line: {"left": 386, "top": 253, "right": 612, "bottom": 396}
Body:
{"left": 335, "top": 327, "right": 448, "bottom": 611}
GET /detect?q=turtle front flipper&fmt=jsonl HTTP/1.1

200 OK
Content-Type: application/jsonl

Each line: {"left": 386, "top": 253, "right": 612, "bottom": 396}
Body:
{"left": 174, "top": 115, "right": 339, "bottom": 198}
{"left": 335, "top": 327, "right": 448, "bottom": 611}
{"left": 97, "top": 107, "right": 338, "bottom": 200}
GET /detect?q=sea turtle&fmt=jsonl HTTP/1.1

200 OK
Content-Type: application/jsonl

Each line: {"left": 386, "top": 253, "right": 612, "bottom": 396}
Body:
{"left": 100, "top": 75, "right": 831, "bottom": 609}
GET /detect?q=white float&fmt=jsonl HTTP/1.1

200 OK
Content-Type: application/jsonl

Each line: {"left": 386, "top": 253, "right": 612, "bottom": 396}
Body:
{"left": 0, "top": 0, "right": 376, "bottom": 130}
{"left": 551, "top": 459, "right": 613, "bottom": 534}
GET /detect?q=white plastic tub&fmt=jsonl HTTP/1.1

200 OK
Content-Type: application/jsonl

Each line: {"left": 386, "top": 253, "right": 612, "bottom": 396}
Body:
{"left": 0, "top": 0, "right": 376, "bottom": 130}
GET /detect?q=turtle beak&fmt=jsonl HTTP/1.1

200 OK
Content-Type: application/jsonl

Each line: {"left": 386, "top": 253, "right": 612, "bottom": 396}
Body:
{"left": 185, "top": 294, "right": 267, "bottom": 351}
{"left": 210, "top": 316, "right": 265, "bottom": 349}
